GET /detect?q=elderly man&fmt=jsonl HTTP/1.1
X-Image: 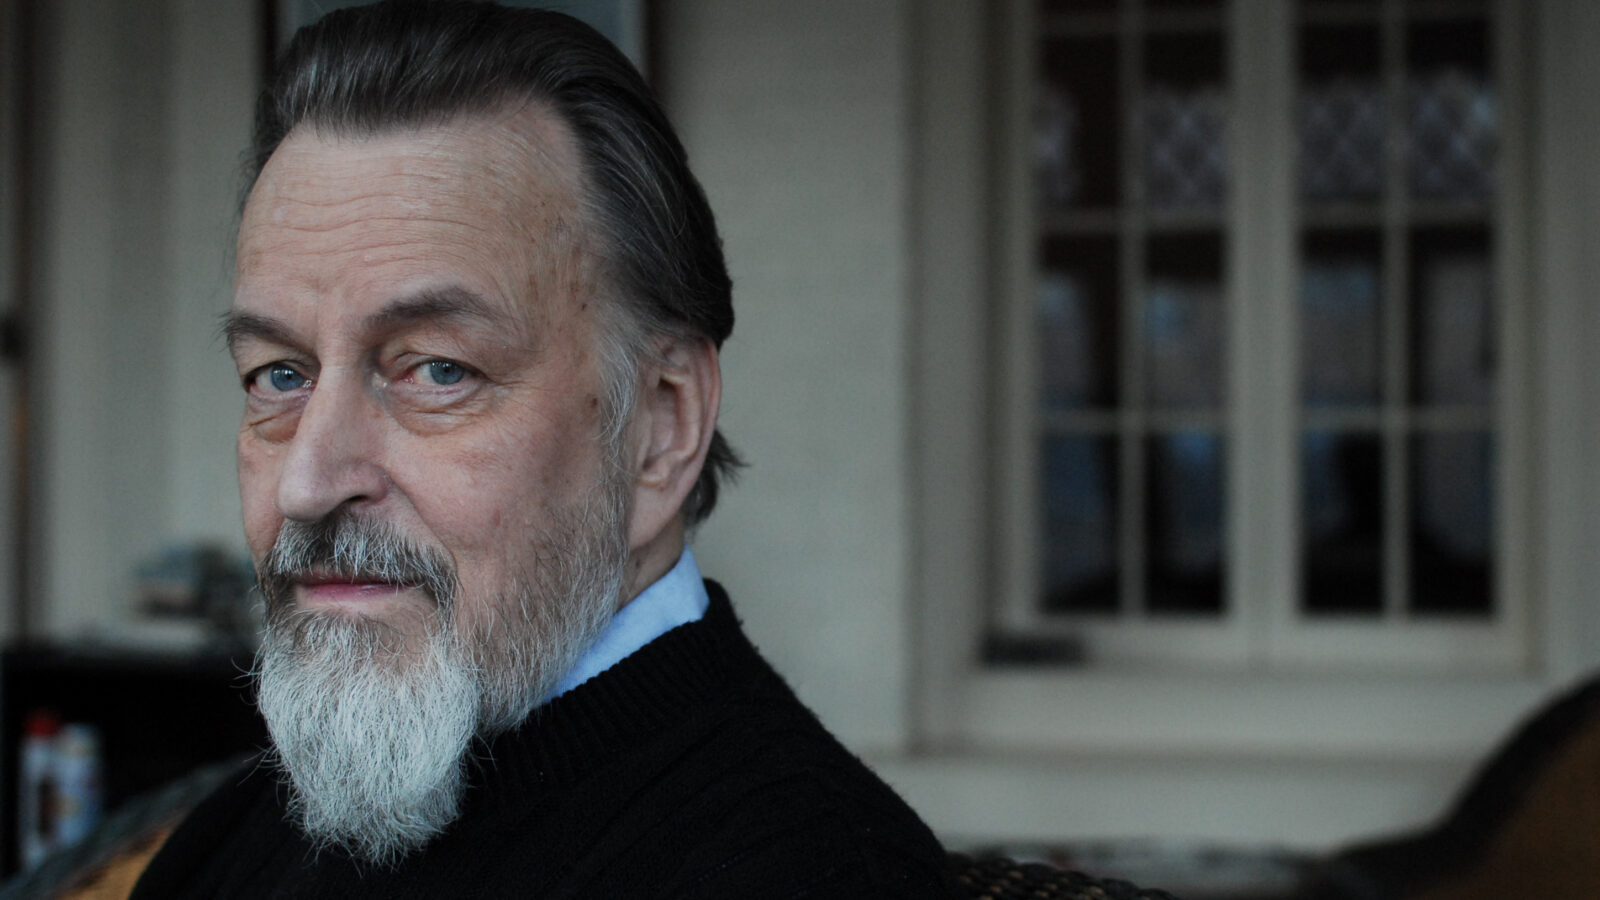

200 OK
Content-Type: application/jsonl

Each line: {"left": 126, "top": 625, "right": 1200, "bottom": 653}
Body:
{"left": 129, "top": 2, "right": 952, "bottom": 897}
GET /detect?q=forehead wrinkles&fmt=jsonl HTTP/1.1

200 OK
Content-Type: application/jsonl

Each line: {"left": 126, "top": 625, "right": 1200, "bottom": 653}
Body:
{"left": 239, "top": 106, "right": 593, "bottom": 278}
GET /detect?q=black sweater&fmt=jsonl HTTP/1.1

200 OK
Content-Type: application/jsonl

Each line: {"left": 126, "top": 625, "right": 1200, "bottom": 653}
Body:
{"left": 131, "top": 583, "right": 956, "bottom": 898}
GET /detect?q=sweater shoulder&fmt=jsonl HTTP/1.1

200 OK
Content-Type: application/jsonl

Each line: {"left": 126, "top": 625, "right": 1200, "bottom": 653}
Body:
{"left": 130, "top": 756, "right": 296, "bottom": 899}
{"left": 597, "top": 594, "right": 956, "bottom": 897}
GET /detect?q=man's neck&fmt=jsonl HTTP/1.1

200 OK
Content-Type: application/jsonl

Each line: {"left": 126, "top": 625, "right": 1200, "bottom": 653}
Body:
{"left": 621, "top": 516, "right": 686, "bottom": 608}
{"left": 549, "top": 547, "right": 708, "bottom": 699}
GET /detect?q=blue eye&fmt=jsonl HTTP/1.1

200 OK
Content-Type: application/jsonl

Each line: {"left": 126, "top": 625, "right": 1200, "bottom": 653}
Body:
{"left": 266, "top": 365, "right": 307, "bottom": 392}
{"left": 422, "top": 360, "right": 467, "bottom": 386}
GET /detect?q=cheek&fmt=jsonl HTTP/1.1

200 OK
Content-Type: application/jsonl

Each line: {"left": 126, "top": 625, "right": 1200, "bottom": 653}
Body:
{"left": 426, "top": 444, "right": 555, "bottom": 533}
{"left": 411, "top": 426, "right": 597, "bottom": 561}
{"left": 236, "top": 436, "right": 282, "bottom": 555}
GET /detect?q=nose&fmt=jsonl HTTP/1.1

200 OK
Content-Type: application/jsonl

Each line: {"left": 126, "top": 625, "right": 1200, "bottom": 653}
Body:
{"left": 275, "top": 369, "right": 390, "bottom": 522}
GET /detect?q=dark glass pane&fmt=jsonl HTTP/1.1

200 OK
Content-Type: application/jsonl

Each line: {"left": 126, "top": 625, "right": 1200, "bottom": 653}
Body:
{"left": 1300, "top": 22, "right": 1381, "bottom": 82}
{"left": 1149, "top": 0, "right": 1223, "bottom": 10}
{"left": 1146, "top": 433, "right": 1225, "bottom": 615}
{"left": 1039, "top": 36, "right": 1121, "bottom": 208}
{"left": 1302, "top": 0, "right": 1381, "bottom": 11}
{"left": 1041, "top": 0, "right": 1116, "bottom": 12}
{"left": 1410, "top": 433, "right": 1493, "bottom": 615}
{"left": 1040, "top": 434, "right": 1121, "bottom": 614}
{"left": 1302, "top": 431, "right": 1384, "bottom": 614}
{"left": 1407, "top": 18, "right": 1495, "bottom": 201}
{"left": 1302, "top": 230, "right": 1383, "bottom": 407}
{"left": 1409, "top": 227, "right": 1494, "bottom": 406}
{"left": 1142, "top": 32, "right": 1227, "bottom": 210}
{"left": 1298, "top": 24, "right": 1383, "bottom": 200}
{"left": 1145, "top": 232, "right": 1224, "bottom": 409}
{"left": 1040, "top": 236, "right": 1121, "bottom": 409}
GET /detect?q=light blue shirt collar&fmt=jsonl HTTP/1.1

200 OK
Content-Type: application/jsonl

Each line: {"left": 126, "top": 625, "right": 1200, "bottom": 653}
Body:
{"left": 551, "top": 547, "right": 709, "bottom": 698}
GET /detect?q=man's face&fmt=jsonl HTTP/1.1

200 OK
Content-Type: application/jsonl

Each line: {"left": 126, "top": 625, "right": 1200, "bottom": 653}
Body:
{"left": 230, "top": 108, "right": 636, "bottom": 861}
{"left": 230, "top": 109, "right": 618, "bottom": 650}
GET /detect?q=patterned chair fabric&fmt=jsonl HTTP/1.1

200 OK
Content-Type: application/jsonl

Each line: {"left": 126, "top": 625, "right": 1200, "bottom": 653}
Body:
{"left": 948, "top": 853, "right": 1181, "bottom": 900}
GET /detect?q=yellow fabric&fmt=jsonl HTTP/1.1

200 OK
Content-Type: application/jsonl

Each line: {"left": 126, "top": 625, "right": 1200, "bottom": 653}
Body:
{"left": 51, "top": 827, "right": 171, "bottom": 900}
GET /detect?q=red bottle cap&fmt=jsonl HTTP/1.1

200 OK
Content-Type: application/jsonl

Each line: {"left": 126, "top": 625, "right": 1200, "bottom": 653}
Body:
{"left": 24, "top": 710, "right": 62, "bottom": 738}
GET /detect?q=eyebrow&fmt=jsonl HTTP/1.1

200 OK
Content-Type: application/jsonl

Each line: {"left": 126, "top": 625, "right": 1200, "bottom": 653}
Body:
{"left": 221, "top": 286, "right": 517, "bottom": 355}
{"left": 221, "top": 312, "right": 297, "bottom": 355}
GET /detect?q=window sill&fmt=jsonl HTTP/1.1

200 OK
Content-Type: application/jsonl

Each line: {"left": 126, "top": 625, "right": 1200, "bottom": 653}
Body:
{"left": 941, "top": 667, "right": 1551, "bottom": 760}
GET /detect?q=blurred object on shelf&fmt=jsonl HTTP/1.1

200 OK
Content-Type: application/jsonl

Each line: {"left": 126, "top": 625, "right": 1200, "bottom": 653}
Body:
{"left": 124, "top": 544, "right": 257, "bottom": 652}
{"left": 19, "top": 711, "right": 61, "bottom": 870}
{"left": 53, "top": 725, "right": 103, "bottom": 851}
{"left": 17, "top": 713, "right": 102, "bottom": 874}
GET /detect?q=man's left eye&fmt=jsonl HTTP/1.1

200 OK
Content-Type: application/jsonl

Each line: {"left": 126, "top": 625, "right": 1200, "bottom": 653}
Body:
{"left": 418, "top": 359, "right": 469, "bottom": 386}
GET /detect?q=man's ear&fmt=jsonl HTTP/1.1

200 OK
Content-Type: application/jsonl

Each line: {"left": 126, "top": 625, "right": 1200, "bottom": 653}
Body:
{"left": 625, "top": 336, "right": 721, "bottom": 555}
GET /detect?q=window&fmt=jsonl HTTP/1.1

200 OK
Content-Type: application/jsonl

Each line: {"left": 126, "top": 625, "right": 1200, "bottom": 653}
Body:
{"left": 989, "top": 0, "right": 1529, "bottom": 673}
{"left": 903, "top": 0, "right": 1600, "bottom": 846}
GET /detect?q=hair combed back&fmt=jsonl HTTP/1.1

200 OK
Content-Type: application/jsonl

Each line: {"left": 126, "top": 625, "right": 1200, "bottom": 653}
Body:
{"left": 253, "top": 0, "right": 739, "bottom": 523}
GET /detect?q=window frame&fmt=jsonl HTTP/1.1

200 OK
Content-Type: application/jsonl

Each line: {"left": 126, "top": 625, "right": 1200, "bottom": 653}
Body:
{"left": 908, "top": 0, "right": 1600, "bottom": 788}
{"left": 988, "top": 0, "right": 1534, "bottom": 673}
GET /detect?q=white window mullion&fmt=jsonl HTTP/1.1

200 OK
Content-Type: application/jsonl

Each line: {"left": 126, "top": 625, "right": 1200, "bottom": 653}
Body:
{"left": 1230, "top": 0, "right": 1298, "bottom": 667}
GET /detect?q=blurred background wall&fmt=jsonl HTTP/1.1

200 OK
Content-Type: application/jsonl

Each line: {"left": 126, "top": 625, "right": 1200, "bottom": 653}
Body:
{"left": 6, "top": 0, "right": 1600, "bottom": 861}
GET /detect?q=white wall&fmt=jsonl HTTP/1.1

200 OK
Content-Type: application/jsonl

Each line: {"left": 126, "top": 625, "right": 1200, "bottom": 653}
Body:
{"left": 163, "top": 0, "right": 255, "bottom": 548}
{"left": 32, "top": 0, "right": 252, "bottom": 637}
{"left": 36, "top": 0, "right": 174, "bottom": 636}
{"left": 661, "top": 0, "right": 917, "bottom": 754}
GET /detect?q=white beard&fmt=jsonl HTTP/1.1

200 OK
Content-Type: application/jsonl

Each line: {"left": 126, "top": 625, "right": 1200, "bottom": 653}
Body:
{"left": 252, "top": 483, "right": 627, "bottom": 867}
{"left": 255, "top": 614, "right": 479, "bottom": 867}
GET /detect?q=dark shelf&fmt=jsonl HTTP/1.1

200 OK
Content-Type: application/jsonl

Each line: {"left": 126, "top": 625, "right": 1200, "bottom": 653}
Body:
{"left": 2, "top": 642, "right": 268, "bottom": 877}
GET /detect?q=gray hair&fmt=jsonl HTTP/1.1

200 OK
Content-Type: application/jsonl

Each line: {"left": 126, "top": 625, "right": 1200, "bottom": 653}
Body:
{"left": 250, "top": 0, "right": 740, "bottom": 522}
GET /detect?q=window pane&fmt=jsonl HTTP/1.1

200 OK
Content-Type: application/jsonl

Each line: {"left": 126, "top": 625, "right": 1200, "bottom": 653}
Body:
{"left": 1406, "top": 17, "right": 1495, "bottom": 201}
{"left": 1298, "top": 23, "right": 1383, "bottom": 201}
{"left": 1142, "top": 32, "right": 1227, "bottom": 211}
{"left": 1302, "top": 431, "right": 1384, "bottom": 614}
{"left": 1410, "top": 432, "right": 1493, "bottom": 616}
{"left": 1041, "top": 0, "right": 1115, "bottom": 13}
{"left": 1040, "top": 236, "right": 1120, "bottom": 410}
{"left": 1302, "top": 230, "right": 1383, "bottom": 407}
{"left": 1146, "top": 433, "right": 1225, "bottom": 615}
{"left": 1303, "top": 0, "right": 1381, "bottom": 11}
{"left": 1148, "top": 0, "right": 1222, "bottom": 10}
{"left": 1409, "top": 226, "right": 1493, "bottom": 407}
{"left": 1039, "top": 36, "right": 1121, "bottom": 209}
{"left": 1041, "top": 434, "right": 1120, "bottom": 615}
{"left": 1145, "top": 233, "right": 1224, "bottom": 409}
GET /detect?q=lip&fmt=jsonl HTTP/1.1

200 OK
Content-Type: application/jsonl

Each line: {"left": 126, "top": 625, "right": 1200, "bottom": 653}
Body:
{"left": 294, "top": 574, "right": 420, "bottom": 607}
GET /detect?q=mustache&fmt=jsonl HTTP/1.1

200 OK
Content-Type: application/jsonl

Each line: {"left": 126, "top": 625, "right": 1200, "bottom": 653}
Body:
{"left": 258, "top": 514, "right": 458, "bottom": 616}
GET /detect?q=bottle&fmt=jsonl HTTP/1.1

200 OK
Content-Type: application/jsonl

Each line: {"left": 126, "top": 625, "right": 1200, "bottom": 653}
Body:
{"left": 53, "top": 723, "right": 103, "bottom": 849}
{"left": 19, "top": 710, "right": 62, "bottom": 869}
